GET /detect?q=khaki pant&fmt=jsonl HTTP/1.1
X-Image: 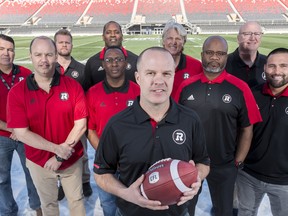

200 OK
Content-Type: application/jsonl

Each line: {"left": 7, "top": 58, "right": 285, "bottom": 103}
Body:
{"left": 26, "top": 159, "right": 85, "bottom": 216}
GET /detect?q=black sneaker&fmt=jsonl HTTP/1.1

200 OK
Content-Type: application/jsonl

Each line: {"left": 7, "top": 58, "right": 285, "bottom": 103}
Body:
{"left": 83, "top": 182, "right": 92, "bottom": 197}
{"left": 58, "top": 185, "right": 65, "bottom": 201}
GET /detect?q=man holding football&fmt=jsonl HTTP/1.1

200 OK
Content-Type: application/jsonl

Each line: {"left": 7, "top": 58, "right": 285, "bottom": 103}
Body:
{"left": 94, "top": 47, "right": 210, "bottom": 216}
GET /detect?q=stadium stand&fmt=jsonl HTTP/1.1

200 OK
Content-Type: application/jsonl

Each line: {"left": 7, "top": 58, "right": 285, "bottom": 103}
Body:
{"left": 0, "top": 0, "right": 43, "bottom": 25}
{"left": 35, "top": 0, "right": 89, "bottom": 25}
{"left": 231, "top": 0, "right": 287, "bottom": 21}
{"left": 136, "top": 0, "right": 182, "bottom": 24}
{"left": 0, "top": 0, "right": 287, "bottom": 35}
{"left": 184, "top": 0, "right": 234, "bottom": 23}
{"left": 86, "top": 0, "right": 134, "bottom": 25}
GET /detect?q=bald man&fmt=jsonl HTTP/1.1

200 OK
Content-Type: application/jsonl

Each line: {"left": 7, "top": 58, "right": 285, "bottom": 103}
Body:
{"left": 226, "top": 21, "right": 267, "bottom": 88}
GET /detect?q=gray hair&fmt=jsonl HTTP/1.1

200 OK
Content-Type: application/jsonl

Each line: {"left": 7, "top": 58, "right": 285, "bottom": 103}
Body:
{"left": 162, "top": 20, "right": 187, "bottom": 43}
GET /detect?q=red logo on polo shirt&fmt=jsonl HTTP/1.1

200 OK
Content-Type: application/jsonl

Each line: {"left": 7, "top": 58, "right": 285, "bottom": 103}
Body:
{"left": 60, "top": 92, "right": 69, "bottom": 101}
{"left": 172, "top": 129, "right": 186, "bottom": 145}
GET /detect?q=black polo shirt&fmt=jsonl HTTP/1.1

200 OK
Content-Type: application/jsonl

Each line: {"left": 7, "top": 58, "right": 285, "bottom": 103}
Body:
{"left": 244, "top": 84, "right": 288, "bottom": 185}
{"left": 175, "top": 71, "right": 262, "bottom": 167}
{"left": 226, "top": 48, "right": 267, "bottom": 88}
{"left": 94, "top": 98, "right": 210, "bottom": 216}
{"left": 55, "top": 57, "right": 85, "bottom": 88}
{"left": 83, "top": 47, "right": 138, "bottom": 91}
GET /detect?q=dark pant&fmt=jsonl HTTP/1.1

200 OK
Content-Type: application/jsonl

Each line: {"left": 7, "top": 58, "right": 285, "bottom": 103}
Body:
{"left": 207, "top": 165, "right": 238, "bottom": 216}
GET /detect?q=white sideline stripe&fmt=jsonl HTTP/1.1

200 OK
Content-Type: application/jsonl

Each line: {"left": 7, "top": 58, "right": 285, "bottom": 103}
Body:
{"left": 170, "top": 160, "right": 191, "bottom": 193}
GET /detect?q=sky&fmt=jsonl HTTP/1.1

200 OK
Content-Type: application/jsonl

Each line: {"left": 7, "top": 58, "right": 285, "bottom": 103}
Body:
{"left": 11, "top": 143, "right": 272, "bottom": 216}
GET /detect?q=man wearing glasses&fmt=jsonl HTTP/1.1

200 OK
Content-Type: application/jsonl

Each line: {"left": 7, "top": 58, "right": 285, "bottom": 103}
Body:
{"left": 226, "top": 21, "right": 267, "bottom": 88}
{"left": 175, "top": 36, "right": 262, "bottom": 216}
{"left": 86, "top": 46, "right": 140, "bottom": 216}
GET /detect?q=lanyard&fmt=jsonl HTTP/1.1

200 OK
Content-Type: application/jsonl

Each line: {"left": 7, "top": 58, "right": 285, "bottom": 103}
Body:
{"left": 0, "top": 67, "right": 17, "bottom": 90}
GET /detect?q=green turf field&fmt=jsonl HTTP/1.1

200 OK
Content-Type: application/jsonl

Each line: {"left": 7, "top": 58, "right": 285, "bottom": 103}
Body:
{"left": 13, "top": 34, "right": 287, "bottom": 70}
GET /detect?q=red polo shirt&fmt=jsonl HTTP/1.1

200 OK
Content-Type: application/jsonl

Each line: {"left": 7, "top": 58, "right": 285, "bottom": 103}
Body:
{"left": 0, "top": 65, "right": 31, "bottom": 137}
{"left": 171, "top": 53, "right": 202, "bottom": 99}
{"left": 86, "top": 79, "right": 140, "bottom": 137}
{"left": 7, "top": 72, "right": 88, "bottom": 170}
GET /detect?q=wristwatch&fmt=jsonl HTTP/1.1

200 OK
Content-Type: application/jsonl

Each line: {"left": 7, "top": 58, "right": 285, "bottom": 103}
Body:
{"left": 235, "top": 160, "right": 244, "bottom": 169}
{"left": 55, "top": 155, "right": 65, "bottom": 162}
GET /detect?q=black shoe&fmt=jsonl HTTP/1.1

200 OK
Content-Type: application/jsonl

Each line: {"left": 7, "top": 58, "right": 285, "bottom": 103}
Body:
{"left": 83, "top": 182, "right": 92, "bottom": 197}
{"left": 58, "top": 185, "right": 65, "bottom": 201}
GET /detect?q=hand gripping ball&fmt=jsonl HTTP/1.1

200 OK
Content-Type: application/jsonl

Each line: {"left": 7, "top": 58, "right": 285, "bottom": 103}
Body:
{"left": 140, "top": 158, "right": 198, "bottom": 205}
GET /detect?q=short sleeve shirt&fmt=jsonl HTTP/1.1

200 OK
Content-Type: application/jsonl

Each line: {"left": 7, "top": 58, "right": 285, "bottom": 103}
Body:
{"left": 226, "top": 48, "right": 267, "bottom": 88}
{"left": 86, "top": 79, "right": 140, "bottom": 137}
{"left": 83, "top": 47, "right": 138, "bottom": 91}
{"left": 171, "top": 53, "right": 202, "bottom": 99}
{"left": 175, "top": 71, "right": 262, "bottom": 166}
{"left": 0, "top": 65, "right": 31, "bottom": 137}
{"left": 7, "top": 72, "right": 88, "bottom": 169}
{"left": 94, "top": 98, "right": 209, "bottom": 216}
{"left": 56, "top": 57, "right": 85, "bottom": 88}
{"left": 244, "top": 84, "right": 288, "bottom": 185}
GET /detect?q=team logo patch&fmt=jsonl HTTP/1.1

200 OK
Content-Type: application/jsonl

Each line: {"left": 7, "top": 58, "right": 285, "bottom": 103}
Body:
{"left": 127, "top": 100, "right": 134, "bottom": 107}
{"left": 18, "top": 77, "right": 24, "bottom": 82}
{"left": 285, "top": 107, "right": 288, "bottom": 115}
{"left": 222, "top": 94, "right": 232, "bottom": 103}
{"left": 183, "top": 73, "right": 190, "bottom": 79}
{"left": 71, "top": 71, "right": 79, "bottom": 79}
{"left": 262, "top": 72, "right": 266, "bottom": 80}
{"left": 60, "top": 92, "right": 69, "bottom": 101}
{"left": 172, "top": 129, "right": 186, "bottom": 145}
{"left": 126, "top": 63, "right": 131, "bottom": 70}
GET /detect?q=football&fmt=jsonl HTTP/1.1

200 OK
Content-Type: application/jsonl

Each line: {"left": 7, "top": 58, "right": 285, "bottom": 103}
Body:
{"left": 140, "top": 158, "right": 198, "bottom": 206}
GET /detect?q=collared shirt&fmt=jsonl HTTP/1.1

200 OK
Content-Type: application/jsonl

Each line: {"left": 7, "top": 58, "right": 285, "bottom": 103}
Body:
{"left": 175, "top": 70, "right": 262, "bottom": 166}
{"left": 83, "top": 47, "right": 138, "bottom": 91}
{"left": 94, "top": 98, "right": 209, "bottom": 216}
{"left": 7, "top": 72, "right": 87, "bottom": 169}
{"left": 244, "top": 84, "right": 288, "bottom": 185}
{"left": 86, "top": 78, "right": 140, "bottom": 137}
{"left": 226, "top": 48, "right": 267, "bottom": 88}
{"left": 0, "top": 65, "right": 31, "bottom": 137}
{"left": 171, "top": 53, "right": 202, "bottom": 99}
{"left": 55, "top": 56, "right": 85, "bottom": 88}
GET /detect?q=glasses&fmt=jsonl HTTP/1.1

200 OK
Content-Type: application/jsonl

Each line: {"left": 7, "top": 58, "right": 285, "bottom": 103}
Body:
{"left": 240, "top": 32, "right": 263, "bottom": 37}
{"left": 203, "top": 50, "right": 227, "bottom": 57}
{"left": 104, "top": 57, "right": 125, "bottom": 63}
